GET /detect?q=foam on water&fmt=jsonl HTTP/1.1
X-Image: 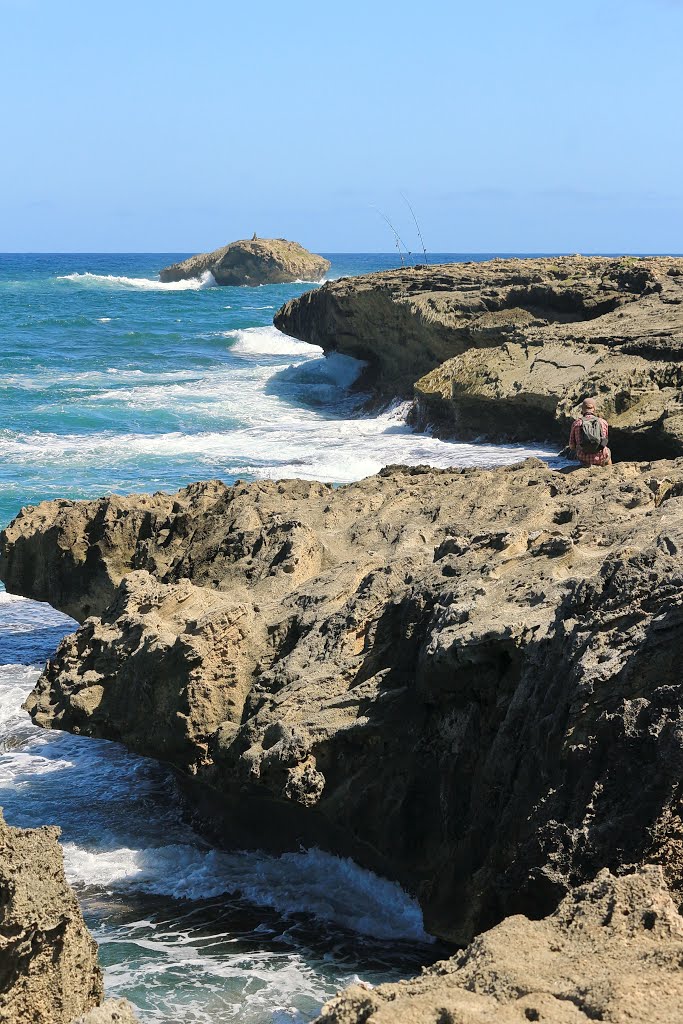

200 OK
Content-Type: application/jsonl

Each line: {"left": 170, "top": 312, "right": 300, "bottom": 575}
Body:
{"left": 0, "top": 324, "right": 556, "bottom": 502}
{"left": 57, "top": 271, "right": 217, "bottom": 291}
{"left": 62, "top": 844, "right": 430, "bottom": 943}
{"left": 226, "top": 326, "right": 323, "bottom": 358}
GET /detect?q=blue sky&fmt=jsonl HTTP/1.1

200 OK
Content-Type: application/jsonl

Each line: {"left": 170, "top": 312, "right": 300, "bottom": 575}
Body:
{"left": 1, "top": 0, "right": 681, "bottom": 252}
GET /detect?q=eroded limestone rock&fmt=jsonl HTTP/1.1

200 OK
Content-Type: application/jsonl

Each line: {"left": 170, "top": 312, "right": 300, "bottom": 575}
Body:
{"left": 73, "top": 1000, "right": 139, "bottom": 1024}
{"left": 316, "top": 867, "right": 683, "bottom": 1024}
{"left": 0, "top": 810, "right": 103, "bottom": 1024}
{"left": 3, "top": 461, "right": 683, "bottom": 946}
{"left": 275, "top": 256, "right": 683, "bottom": 458}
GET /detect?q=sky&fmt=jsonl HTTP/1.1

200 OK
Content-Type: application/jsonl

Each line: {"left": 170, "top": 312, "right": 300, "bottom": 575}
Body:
{"left": 1, "top": 0, "right": 682, "bottom": 252}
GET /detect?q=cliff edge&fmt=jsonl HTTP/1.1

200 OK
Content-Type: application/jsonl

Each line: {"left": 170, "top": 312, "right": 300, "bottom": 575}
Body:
{"left": 3, "top": 459, "right": 683, "bottom": 946}
{"left": 274, "top": 256, "right": 683, "bottom": 458}
{"left": 159, "top": 237, "right": 330, "bottom": 286}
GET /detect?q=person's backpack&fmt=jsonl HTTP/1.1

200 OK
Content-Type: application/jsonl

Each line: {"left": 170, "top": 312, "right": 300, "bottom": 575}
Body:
{"left": 580, "top": 416, "right": 604, "bottom": 453}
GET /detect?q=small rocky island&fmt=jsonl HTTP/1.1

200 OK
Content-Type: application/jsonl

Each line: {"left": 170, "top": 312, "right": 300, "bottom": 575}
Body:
{"left": 159, "top": 236, "right": 330, "bottom": 286}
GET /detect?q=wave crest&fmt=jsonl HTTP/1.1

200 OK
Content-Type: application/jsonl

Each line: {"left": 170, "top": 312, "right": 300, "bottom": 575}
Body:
{"left": 57, "top": 270, "right": 216, "bottom": 291}
{"left": 62, "top": 842, "right": 431, "bottom": 942}
{"left": 225, "top": 326, "right": 323, "bottom": 358}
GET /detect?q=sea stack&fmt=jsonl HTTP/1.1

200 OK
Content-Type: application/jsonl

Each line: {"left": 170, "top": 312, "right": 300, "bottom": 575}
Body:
{"left": 159, "top": 236, "right": 330, "bottom": 286}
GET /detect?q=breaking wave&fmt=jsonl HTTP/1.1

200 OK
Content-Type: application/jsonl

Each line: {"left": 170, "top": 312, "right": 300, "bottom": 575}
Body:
{"left": 225, "top": 325, "right": 323, "bottom": 358}
{"left": 57, "top": 270, "right": 216, "bottom": 291}
{"left": 63, "top": 843, "right": 431, "bottom": 943}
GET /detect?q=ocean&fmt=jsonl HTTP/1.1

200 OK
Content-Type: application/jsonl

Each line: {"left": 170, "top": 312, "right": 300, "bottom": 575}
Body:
{"left": 0, "top": 252, "right": 556, "bottom": 1022}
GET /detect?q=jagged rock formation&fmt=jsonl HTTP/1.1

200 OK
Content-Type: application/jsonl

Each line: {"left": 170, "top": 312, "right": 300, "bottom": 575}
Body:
{"left": 3, "top": 459, "right": 683, "bottom": 946}
{"left": 159, "top": 237, "right": 330, "bottom": 286}
{"left": 274, "top": 256, "right": 683, "bottom": 459}
{"left": 0, "top": 809, "right": 103, "bottom": 1023}
{"left": 316, "top": 867, "right": 683, "bottom": 1024}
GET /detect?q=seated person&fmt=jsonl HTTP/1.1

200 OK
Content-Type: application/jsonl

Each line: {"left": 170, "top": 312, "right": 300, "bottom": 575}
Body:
{"left": 568, "top": 398, "right": 612, "bottom": 466}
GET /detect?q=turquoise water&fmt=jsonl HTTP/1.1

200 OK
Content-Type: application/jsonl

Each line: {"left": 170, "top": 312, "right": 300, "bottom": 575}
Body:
{"left": 0, "top": 252, "right": 557, "bottom": 1022}
{"left": 0, "top": 252, "right": 556, "bottom": 528}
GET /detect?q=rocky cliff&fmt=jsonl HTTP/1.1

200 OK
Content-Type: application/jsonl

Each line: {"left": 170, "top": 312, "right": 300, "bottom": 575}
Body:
{"left": 0, "top": 808, "right": 137, "bottom": 1023}
{"left": 274, "top": 256, "right": 683, "bottom": 459}
{"left": 159, "top": 237, "right": 330, "bottom": 286}
{"left": 316, "top": 867, "right": 683, "bottom": 1024}
{"left": 3, "top": 459, "right": 683, "bottom": 948}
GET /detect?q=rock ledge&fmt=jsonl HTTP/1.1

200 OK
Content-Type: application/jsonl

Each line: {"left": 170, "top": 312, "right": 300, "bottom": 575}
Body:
{"left": 3, "top": 460, "right": 683, "bottom": 947}
{"left": 317, "top": 867, "right": 683, "bottom": 1024}
{"left": 275, "top": 255, "right": 683, "bottom": 458}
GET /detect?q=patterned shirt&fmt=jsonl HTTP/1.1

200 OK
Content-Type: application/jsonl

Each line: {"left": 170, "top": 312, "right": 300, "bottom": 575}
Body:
{"left": 569, "top": 416, "right": 610, "bottom": 465}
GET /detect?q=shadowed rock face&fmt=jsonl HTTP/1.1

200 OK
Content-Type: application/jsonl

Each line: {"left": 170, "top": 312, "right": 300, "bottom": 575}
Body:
{"left": 274, "top": 256, "right": 683, "bottom": 459}
{"left": 3, "top": 460, "right": 683, "bottom": 946}
{"left": 315, "top": 867, "right": 683, "bottom": 1024}
{"left": 159, "top": 237, "right": 330, "bottom": 286}
{"left": 0, "top": 809, "right": 103, "bottom": 1023}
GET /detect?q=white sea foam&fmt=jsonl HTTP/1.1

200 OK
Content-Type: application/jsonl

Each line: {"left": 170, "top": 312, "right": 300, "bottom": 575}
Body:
{"left": 225, "top": 326, "right": 323, "bottom": 358}
{"left": 57, "top": 271, "right": 216, "bottom": 291}
{"left": 0, "top": 419, "right": 554, "bottom": 484}
{"left": 1, "top": 366, "right": 201, "bottom": 392}
{"left": 63, "top": 843, "right": 430, "bottom": 942}
{"left": 97, "top": 935, "right": 337, "bottom": 1024}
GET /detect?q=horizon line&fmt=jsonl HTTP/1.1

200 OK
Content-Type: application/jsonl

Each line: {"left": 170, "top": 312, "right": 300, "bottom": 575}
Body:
{"left": 1, "top": 250, "right": 682, "bottom": 257}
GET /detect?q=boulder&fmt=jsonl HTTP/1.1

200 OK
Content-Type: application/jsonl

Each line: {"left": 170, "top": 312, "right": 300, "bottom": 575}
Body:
{"left": 274, "top": 255, "right": 683, "bottom": 459}
{"left": 4, "top": 460, "right": 683, "bottom": 946}
{"left": 159, "top": 237, "right": 330, "bottom": 286}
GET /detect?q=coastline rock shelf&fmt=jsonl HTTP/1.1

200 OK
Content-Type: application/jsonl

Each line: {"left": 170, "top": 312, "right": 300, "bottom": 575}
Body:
{"left": 274, "top": 255, "right": 683, "bottom": 458}
{"left": 0, "top": 809, "right": 138, "bottom": 1023}
{"left": 3, "top": 458, "right": 683, "bottom": 954}
{"left": 317, "top": 867, "right": 683, "bottom": 1024}
{"left": 159, "top": 236, "right": 330, "bottom": 286}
